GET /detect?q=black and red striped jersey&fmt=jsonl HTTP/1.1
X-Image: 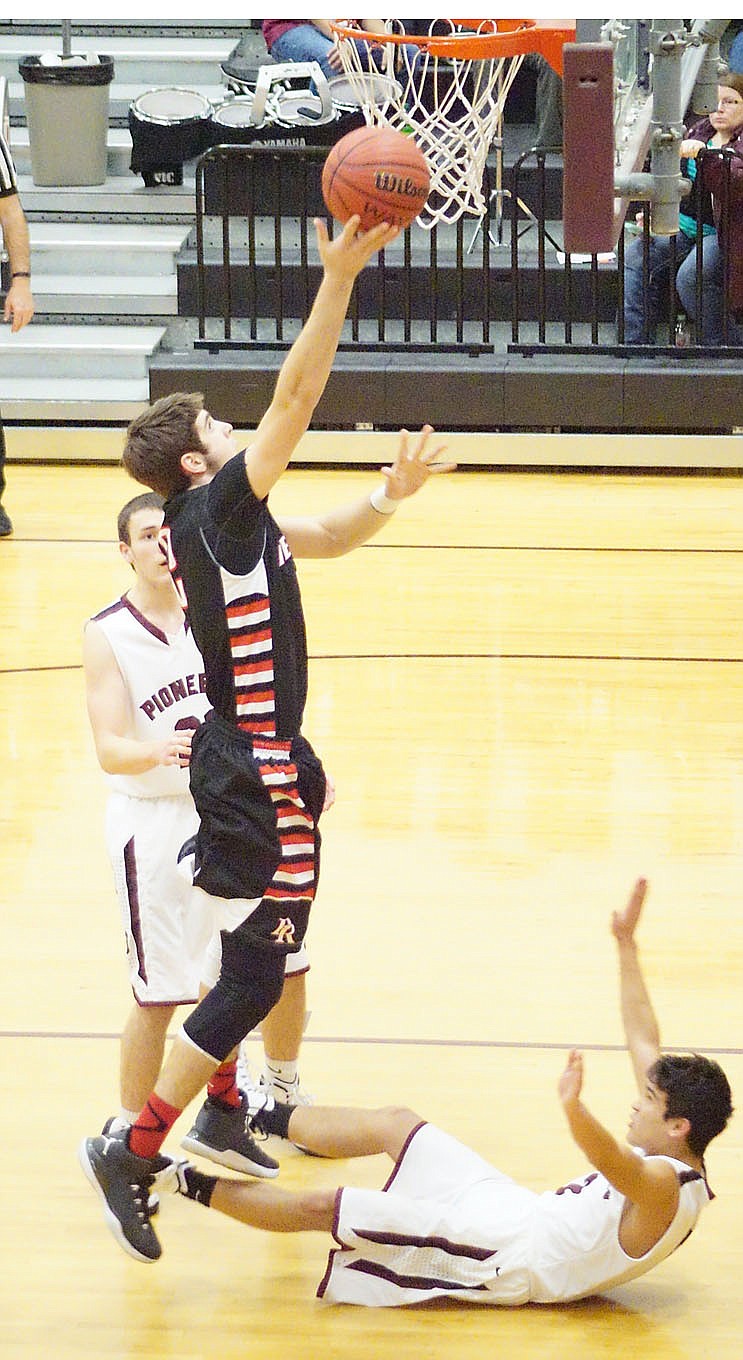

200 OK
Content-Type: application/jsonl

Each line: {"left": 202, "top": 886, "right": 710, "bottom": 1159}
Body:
{"left": 163, "top": 452, "right": 308, "bottom": 738}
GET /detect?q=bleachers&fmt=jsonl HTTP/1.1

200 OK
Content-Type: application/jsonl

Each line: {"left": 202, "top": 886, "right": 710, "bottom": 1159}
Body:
{"left": 0, "top": 19, "right": 243, "bottom": 420}
{"left": 1, "top": 20, "right": 741, "bottom": 448}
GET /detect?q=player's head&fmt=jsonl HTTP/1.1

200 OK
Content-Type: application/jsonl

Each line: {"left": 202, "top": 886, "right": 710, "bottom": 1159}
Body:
{"left": 630, "top": 1054, "right": 733, "bottom": 1159}
{"left": 117, "top": 492, "right": 169, "bottom": 583}
{"left": 117, "top": 491, "right": 164, "bottom": 547}
{"left": 123, "top": 392, "right": 208, "bottom": 499}
{"left": 712, "top": 72, "right": 743, "bottom": 136}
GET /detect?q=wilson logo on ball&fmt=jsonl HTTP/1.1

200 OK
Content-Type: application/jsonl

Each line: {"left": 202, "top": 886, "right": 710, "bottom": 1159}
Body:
{"left": 373, "top": 172, "right": 429, "bottom": 200}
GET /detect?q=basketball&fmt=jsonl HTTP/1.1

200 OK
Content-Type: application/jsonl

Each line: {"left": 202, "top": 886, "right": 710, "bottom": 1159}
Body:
{"left": 321, "top": 125, "right": 430, "bottom": 231}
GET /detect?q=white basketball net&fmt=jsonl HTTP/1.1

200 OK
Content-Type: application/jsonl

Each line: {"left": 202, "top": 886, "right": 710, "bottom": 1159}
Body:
{"left": 330, "top": 20, "right": 525, "bottom": 228}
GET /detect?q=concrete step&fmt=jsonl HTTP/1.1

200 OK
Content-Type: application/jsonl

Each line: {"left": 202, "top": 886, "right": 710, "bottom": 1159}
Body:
{"left": 11, "top": 123, "right": 133, "bottom": 178}
{"left": 0, "top": 323, "right": 164, "bottom": 383}
{"left": 17, "top": 171, "right": 197, "bottom": 223}
{"left": 1, "top": 34, "right": 238, "bottom": 88}
{"left": 32, "top": 273, "right": 177, "bottom": 317}
{"left": 28, "top": 221, "right": 189, "bottom": 275}
{"left": 0, "top": 19, "right": 251, "bottom": 28}
{"left": 0, "top": 377, "right": 148, "bottom": 420}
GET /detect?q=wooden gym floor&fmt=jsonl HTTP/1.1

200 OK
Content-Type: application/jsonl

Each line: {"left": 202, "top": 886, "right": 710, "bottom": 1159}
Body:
{"left": 1, "top": 443, "right": 741, "bottom": 1360}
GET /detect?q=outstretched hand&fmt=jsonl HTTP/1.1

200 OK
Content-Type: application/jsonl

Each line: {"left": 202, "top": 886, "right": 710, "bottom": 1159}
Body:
{"left": 381, "top": 425, "right": 456, "bottom": 502}
{"left": 611, "top": 877, "right": 647, "bottom": 945}
{"left": 558, "top": 1049, "right": 584, "bottom": 1105}
{"left": 314, "top": 215, "right": 400, "bottom": 284}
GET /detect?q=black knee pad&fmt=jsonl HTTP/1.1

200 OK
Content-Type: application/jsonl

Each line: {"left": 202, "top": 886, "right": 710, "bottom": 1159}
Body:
{"left": 183, "top": 928, "right": 286, "bottom": 1063}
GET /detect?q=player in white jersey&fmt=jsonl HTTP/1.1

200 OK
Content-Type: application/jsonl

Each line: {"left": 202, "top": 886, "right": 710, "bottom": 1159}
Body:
{"left": 84, "top": 494, "right": 313, "bottom": 1171}
{"left": 0, "top": 126, "right": 34, "bottom": 536}
{"left": 156, "top": 879, "right": 732, "bottom": 1307}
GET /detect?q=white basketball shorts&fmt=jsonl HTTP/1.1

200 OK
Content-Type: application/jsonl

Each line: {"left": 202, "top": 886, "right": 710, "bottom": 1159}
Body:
{"left": 107, "top": 792, "right": 310, "bottom": 1006}
{"left": 106, "top": 791, "right": 212, "bottom": 1006}
{"left": 318, "top": 1122, "right": 536, "bottom": 1307}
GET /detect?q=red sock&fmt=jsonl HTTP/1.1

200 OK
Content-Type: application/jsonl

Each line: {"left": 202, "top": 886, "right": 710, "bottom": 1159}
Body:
{"left": 207, "top": 1057, "right": 241, "bottom": 1108}
{"left": 128, "top": 1092, "right": 182, "bottom": 1159}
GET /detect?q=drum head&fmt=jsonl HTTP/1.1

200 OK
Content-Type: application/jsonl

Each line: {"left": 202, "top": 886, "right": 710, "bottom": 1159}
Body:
{"left": 275, "top": 89, "right": 337, "bottom": 127}
{"left": 212, "top": 96, "right": 259, "bottom": 128}
{"left": 327, "top": 73, "right": 401, "bottom": 110}
{"left": 131, "top": 88, "right": 212, "bottom": 123}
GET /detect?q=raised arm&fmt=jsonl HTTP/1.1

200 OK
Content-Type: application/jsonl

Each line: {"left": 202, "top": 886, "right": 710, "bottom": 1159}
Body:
{"left": 83, "top": 621, "right": 192, "bottom": 775}
{"left": 277, "top": 425, "right": 455, "bottom": 558}
{"left": 611, "top": 878, "right": 661, "bottom": 1093}
{"left": 558, "top": 1050, "right": 679, "bottom": 1228}
{"left": 244, "top": 216, "right": 399, "bottom": 504}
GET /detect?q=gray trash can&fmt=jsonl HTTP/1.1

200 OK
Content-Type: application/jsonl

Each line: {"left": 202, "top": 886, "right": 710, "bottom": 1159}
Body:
{"left": 19, "top": 54, "right": 114, "bottom": 186}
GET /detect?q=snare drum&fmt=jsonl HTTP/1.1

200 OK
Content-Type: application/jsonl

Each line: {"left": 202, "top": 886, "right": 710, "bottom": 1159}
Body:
{"left": 129, "top": 87, "right": 214, "bottom": 185}
{"left": 327, "top": 72, "right": 401, "bottom": 111}
{"left": 273, "top": 87, "right": 339, "bottom": 128}
{"left": 210, "top": 96, "right": 265, "bottom": 144}
{"left": 210, "top": 88, "right": 339, "bottom": 149}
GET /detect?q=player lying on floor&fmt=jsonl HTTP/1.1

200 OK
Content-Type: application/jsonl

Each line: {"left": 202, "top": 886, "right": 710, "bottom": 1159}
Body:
{"left": 91, "top": 880, "right": 734, "bottom": 1306}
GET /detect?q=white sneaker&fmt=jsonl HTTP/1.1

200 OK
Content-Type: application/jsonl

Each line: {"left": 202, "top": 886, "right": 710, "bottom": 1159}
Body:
{"left": 150, "top": 1155, "right": 191, "bottom": 1197}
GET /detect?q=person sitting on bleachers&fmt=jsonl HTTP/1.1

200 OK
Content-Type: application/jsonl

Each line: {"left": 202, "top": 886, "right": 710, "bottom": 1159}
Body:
{"left": 675, "top": 71, "right": 743, "bottom": 345}
{"left": 623, "top": 73, "right": 743, "bottom": 345}
{"left": 261, "top": 19, "right": 419, "bottom": 83}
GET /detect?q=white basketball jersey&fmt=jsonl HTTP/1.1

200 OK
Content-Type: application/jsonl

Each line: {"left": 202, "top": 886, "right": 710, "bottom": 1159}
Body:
{"left": 529, "top": 1152, "right": 712, "bottom": 1303}
{"left": 320, "top": 1127, "right": 713, "bottom": 1309}
{"left": 90, "top": 595, "right": 210, "bottom": 798}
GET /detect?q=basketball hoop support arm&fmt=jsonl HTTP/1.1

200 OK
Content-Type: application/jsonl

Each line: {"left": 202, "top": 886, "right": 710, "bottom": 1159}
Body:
{"left": 613, "top": 19, "right": 730, "bottom": 236}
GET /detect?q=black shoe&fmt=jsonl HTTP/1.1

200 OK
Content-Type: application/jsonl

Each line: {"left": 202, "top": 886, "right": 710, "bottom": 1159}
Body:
{"left": 180, "top": 1092, "right": 280, "bottom": 1177}
{"left": 0, "top": 504, "right": 13, "bottom": 536}
{"left": 101, "top": 1116, "right": 159, "bottom": 1214}
{"left": 78, "top": 1131, "right": 161, "bottom": 1262}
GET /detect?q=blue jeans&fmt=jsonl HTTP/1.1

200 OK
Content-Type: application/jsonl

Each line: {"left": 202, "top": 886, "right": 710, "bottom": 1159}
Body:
{"left": 269, "top": 24, "right": 352, "bottom": 81}
{"left": 727, "top": 30, "right": 743, "bottom": 72}
{"left": 674, "top": 233, "right": 743, "bottom": 345}
{"left": 269, "top": 24, "right": 420, "bottom": 84}
{"left": 623, "top": 231, "right": 696, "bottom": 342}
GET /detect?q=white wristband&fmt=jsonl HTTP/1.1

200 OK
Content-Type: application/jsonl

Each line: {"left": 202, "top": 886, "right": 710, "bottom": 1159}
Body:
{"left": 369, "top": 485, "right": 399, "bottom": 515}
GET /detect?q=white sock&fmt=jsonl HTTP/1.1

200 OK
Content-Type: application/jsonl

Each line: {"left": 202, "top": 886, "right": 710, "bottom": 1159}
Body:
{"left": 264, "top": 1059, "right": 298, "bottom": 1087}
{"left": 114, "top": 1109, "right": 138, "bottom": 1131}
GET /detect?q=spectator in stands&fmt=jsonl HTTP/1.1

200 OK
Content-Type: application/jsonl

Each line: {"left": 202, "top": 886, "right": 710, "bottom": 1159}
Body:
{"left": 674, "top": 73, "right": 743, "bottom": 345}
{"left": 523, "top": 52, "right": 563, "bottom": 151}
{"left": 262, "top": 20, "right": 384, "bottom": 80}
{"left": 622, "top": 76, "right": 743, "bottom": 344}
{"left": 261, "top": 20, "right": 420, "bottom": 83}
{"left": 0, "top": 129, "right": 34, "bottom": 537}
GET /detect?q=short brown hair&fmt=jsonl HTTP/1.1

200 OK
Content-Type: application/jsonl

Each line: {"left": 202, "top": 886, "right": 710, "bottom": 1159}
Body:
{"left": 122, "top": 392, "right": 206, "bottom": 500}
{"left": 650, "top": 1053, "right": 733, "bottom": 1157}
{"left": 117, "top": 491, "right": 164, "bottom": 545}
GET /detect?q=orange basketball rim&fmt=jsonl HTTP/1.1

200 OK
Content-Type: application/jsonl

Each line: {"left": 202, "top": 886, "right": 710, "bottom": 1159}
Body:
{"left": 327, "top": 19, "right": 577, "bottom": 227}
{"left": 329, "top": 19, "right": 576, "bottom": 76}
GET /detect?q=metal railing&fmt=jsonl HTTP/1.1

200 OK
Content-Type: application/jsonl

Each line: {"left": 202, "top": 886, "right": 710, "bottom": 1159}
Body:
{"left": 194, "top": 143, "right": 500, "bottom": 351}
{"left": 193, "top": 140, "right": 742, "bottom": 355}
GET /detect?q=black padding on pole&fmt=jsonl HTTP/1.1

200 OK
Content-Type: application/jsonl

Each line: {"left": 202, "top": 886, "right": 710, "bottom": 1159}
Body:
{"left": 562, "top": 43, "right": 616, "bottom": 254}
